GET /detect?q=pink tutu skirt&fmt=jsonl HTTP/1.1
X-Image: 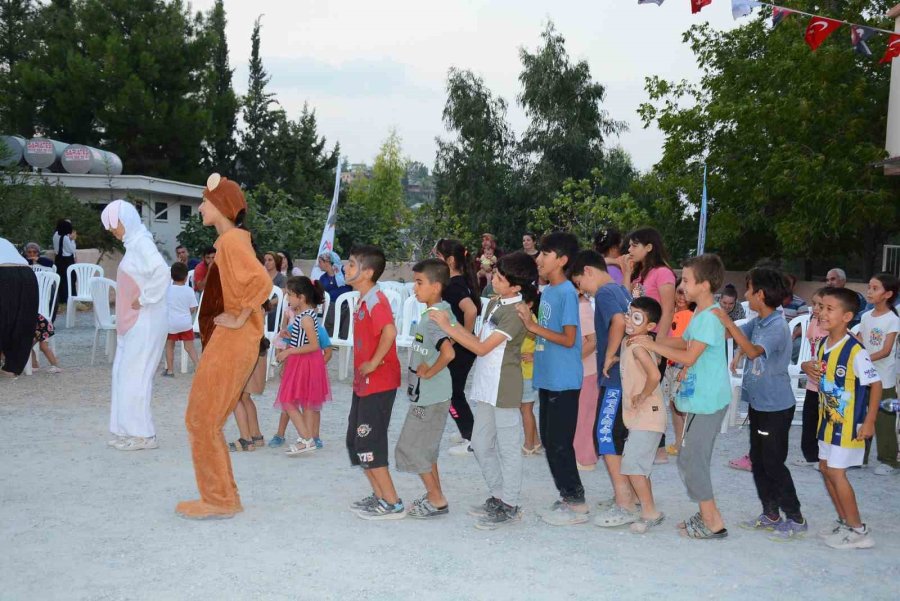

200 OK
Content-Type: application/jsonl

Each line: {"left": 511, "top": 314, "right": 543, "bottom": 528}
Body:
{"left": 275, "top": 351, "right": 331, "bottom": 411}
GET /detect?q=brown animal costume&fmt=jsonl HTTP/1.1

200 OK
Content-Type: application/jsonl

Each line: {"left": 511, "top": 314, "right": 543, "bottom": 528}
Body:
{"left": 176, "top": 174, "right": 271, "bottom": 520}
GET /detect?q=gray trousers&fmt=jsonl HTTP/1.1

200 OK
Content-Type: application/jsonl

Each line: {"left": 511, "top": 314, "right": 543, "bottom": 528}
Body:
{"left": 471, "top": 401, "right": 524, "bottom": 507}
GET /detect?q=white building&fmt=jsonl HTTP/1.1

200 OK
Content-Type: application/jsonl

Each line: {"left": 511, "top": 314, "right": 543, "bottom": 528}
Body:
{"left": 17, "top": 172, "right": 204, "bottom": 261}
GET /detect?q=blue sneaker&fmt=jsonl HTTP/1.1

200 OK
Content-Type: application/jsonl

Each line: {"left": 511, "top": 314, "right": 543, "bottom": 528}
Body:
{"left": 267, "top": 435, "right": 285, "bottom": 448}
{"left": 357, "top": 498, "right": 407, "bottom": 520}
{"left": 314, "top": 438, "right": 323, "bottom": 449}
{"left": 740, "top": 513, "right": 783, "bottom": 531}
{"left": 769, "top": 518, "right": 808, "bottom": 541}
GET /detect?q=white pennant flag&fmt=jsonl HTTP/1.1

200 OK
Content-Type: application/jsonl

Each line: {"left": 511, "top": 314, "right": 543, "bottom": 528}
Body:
{"left": 638, "top": 0, "right": 665, "bottom": 5}
{"left": 731, "top": 0, "right": 762, "bottom": 20}
{"left": 309, "top": 159, "right": 342, "bottom": 280}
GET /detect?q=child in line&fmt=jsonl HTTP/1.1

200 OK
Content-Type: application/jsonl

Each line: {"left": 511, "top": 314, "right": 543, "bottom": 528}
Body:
{"left": 433, "top": 251, "right": 537, "bottom": 529}
{"left": 345, "top": 245, "right": 405, "bottom": 520}
{"left": 570, "top": 250, "right": 636, "bottom": 527}
{"left": 795, "top": 289, "right": 827, "bottom": 467}
{"left": 860, "top": 273, "right": 900, "bottom": 476}
{"left": 274, "top": 277, "right": 332, "bottom": 456}
{"left": 715, "top": 268, "right": 807, "bottom": 540}
{"left": 163, "top": 262, "right": 199, "bottom": 377}
{"left": 801, "top": 287, "right": 881, "bottom": 549}
{"left": 517, "top": 232, "right": 586, "bottom": 526}
{"left": 519, "top": 304, "right": 541, "bottom": 455}
{"left": 229, "top": 337, "right": 268, "bottom": 452}
{"left": 574, "top": 290, "right": 599, "bottom": 470}
{"left": 31, "top": 314, "right": 62, "bottom": 373}
{"left": 631, "top": 254, "right": 731, "bottom": 539}
{"left": 620, "top": 297, "right": 667, "bottom": 533}
{"left": 394, "top": 259, "right": 456, "bottom": 519}
{"left": 664, "top": 280, "right": 693, "bottom": 455}
{"left": 269, "top": 304, "right": 333, "bottom": 448}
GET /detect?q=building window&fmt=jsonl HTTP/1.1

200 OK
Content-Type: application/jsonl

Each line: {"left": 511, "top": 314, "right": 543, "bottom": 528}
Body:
{"left": 180, "top": 204, "right": 192, "bottom": 223}
{"left": 155, "top": 201, "right": 168, "bottom": 221}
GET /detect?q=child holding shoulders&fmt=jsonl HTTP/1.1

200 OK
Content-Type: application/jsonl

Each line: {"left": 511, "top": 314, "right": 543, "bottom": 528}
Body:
{"left": 432, "top": 251, "right": 537, "bottom": 529}
{"left": 516, "top": 232, "right": 586, "bottom": 526}
{"left": 801, "top": 287, "right": 882, "bottom": 549}
{"left": 795, "top": 288, "right": 828, "bottom": 466}
{"left": 620, "top": 296, "right": 666, "bottom": 533}
{"left": 860, "top": 273, "right": 900, "bottom": 476}
{"left": 344, "top": 245, "right": 405, "bottom": 520}
{"left": 274, "top": 276, "right": 331, "bottom": 456}
{"left": 630, "top": 254, "right": 730, "bottom": 539}
{"left": 394, "top": 259, "right": 456, "bottom": 519}
{"left": 163, "top": 262, "right": 199, "bottom": 377}
{"left": 714, "top": 268, "right": 806, "bottom": 540}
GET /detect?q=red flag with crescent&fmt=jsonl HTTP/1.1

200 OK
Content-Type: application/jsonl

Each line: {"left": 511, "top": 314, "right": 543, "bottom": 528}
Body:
{"left": 804, "top": 16, "right": 842, "bottom": 51}
{"left": 880, "top": 34, "right": 900, "bottom": 64}
{"left": 691, "top": 0, "right": 712, "bottom": 14}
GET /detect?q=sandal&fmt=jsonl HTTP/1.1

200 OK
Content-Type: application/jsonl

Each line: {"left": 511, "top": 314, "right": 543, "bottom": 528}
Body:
{"left": 681, "top": 516, "right": 728, "bottom": 539}
{"left": 408, "top": 498, "right": 449, "bottom": 519}
{"left": 630, "top": 512, "right": 666, "bottom": 534}
{"left": 677, "top": 512, "right": 702, "bottom": 530}
{"left": 228, "top": 438, "right": 255, "bottom": 452}
{"left": 522, "top": 444, "right": 544, "bottom": 456}
{"left": 251, "top": 435, "right": 265, "bottom": 448}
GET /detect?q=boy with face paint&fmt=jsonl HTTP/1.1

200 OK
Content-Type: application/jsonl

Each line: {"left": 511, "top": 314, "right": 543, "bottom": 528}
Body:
{"left": 620, "top": 296, "right": 667, "bottom": 533}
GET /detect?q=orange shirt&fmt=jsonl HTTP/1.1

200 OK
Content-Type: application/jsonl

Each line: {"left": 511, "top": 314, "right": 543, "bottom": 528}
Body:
{"left": 671, "top": 310, "right": 693, "bottom": 338}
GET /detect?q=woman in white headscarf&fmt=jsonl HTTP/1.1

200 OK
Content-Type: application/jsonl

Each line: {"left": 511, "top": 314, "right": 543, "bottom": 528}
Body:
{"left": 101, "top": 200, "right": 170, "bottom": 451}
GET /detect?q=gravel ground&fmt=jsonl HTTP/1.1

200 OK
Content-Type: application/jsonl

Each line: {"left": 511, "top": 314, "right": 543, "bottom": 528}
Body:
{"left": 1, "top": 310, "right": 898, "bottom": 601}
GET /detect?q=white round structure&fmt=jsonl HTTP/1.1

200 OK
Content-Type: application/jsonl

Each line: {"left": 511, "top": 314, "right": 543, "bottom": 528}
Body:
{"left": 61, "top": 144, "right": 123, "bottom": 176}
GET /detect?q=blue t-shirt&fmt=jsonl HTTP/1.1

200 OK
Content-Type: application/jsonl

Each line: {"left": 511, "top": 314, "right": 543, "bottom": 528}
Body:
{"left": 739, "top": 312, "right": 794, "bottom": 412}
{"left": 675, "top": 304, "right": 731, "bottom": 414}
{"left": 594, "top": 283, "right": 632, "bottom": 389}
{"left": 533, "top": 280, "right": 583, "bottom": 391}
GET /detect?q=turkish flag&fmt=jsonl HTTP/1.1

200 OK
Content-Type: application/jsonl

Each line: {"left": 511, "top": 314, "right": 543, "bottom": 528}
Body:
{"left": 804, "top": 16, "right": 842, "bottom": 51}
{"left": 880, "top": 34, "right": 900, "bottom": 64}
{"left": 691, "top": 0, "right": 712, "bottom": 14}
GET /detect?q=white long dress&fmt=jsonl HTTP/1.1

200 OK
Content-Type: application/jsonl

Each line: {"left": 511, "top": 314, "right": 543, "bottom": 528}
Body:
{"left": 105, "top": 201, "right": 170, "bottom": 438}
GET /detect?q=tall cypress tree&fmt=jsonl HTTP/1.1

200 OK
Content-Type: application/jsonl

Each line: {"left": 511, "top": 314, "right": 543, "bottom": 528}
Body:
{"left": 0, "top": 0, "right": 38, "bottom": 134}
{"left": 201, "top": 0, "right": 239, "bottom": 175}
{"left": 237, "top": 15, "right": 281, "bottom": 189}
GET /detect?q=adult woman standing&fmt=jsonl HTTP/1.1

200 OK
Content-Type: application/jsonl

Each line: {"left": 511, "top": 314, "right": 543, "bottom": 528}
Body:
{"left": 52, "top": 219, "right": 77, "bottom": 305}
{"left": 522, "top": 232, "right": 540, "bottom": 259}
{"left": 177, "top": 174, "right": 271, "bottom": 520}
{"left": 101, "top": 201, "right": 170, "bottom": 451}
{"left": 0, "top": 238, "right": 38, "bottom": 378}
{"left": 435, "top": 238, "right": 482, "bottom": 455}
{"left": 621, "top": 227, "right": 677, "bottom": 463}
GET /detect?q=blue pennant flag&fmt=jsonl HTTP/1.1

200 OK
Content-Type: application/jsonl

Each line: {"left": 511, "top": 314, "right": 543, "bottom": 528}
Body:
{"left": 697, "top": 165, "right": 708, "bottom": 256}
{"left": 851, "top": 25, "right": 876, "bottom": 56}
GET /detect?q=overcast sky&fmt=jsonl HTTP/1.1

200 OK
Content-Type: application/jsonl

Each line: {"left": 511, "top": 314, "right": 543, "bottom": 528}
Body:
{"left": 192, "top": 0, "right": 740, "bottom": 171}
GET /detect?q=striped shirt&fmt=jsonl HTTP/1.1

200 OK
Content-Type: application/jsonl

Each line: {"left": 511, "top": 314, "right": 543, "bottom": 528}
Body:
{"left": 816, "top": 335, "right": 880, "bottom": 449}
{"left": 288, "top": 309, "right": 320, "bottom": 348}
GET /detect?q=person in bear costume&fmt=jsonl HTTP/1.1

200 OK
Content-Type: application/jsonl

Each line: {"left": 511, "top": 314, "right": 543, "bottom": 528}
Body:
{"left": 176, "top": 173, "right": 271, "bottom": 520}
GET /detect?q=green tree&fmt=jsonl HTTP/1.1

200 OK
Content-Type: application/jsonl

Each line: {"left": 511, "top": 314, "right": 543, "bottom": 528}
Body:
{"left": 639, "top": 3, "right": 899, "bottom": 274}
{"left": 200, "top": 0, "right": 239, "bottom": 175}
{"left": 238, "top": 16, "right": 281, "bottom": 190}
{"left": 518, "top": 21, "right": 626, "bottom": 204}
{"left": 0, "top": 0, "right": 38, "bottom": 133}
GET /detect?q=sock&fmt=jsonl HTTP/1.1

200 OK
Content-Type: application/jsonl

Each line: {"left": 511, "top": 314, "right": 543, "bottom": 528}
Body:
{"left": 852, "top": 524, "right": 867, "bottom": 534}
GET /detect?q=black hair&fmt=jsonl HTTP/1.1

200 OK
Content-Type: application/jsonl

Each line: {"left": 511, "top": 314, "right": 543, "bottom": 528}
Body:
{"left": 286, "top": 275, "right": 325, "bottom": 307}
{"left": 349, "top": 244, "right": 386, "bottom": 282}
{"left": 631, "top": 295, "right": 662, "bottom": 326}
{"left": 435, "top": 238, "right": 481, "bottom": 310}
{"left": 497, "top": 251, "right": 539, "bottom": 308}
{"left": 593, "top": 227, "right": 623, "bottom": 257}
{"left": 234, "top": 208, "right": 248, "bottom": 231}
{"left": 523, "top": 232, "right": 537, "bottom": 243}
{"left": 745, "top": 267, "right": 789, "bottom": 309}
{"left": 175, "top": 245, "right": 186, "bottom": 252}
{"left": 821, "top": 287, "right": 860, "bottom": 316}
{"left": 280, "top": 250, "right": 293, "bottom": 273}
{"left": 264, "top": 251, "right": 283, "bottom": 272}
{"left": 720, "top": 283, "right": 739, "bottom": 299}
{"left": 55, "top": 219, "right": 73, "bottom": 254}
{"left": 412, "top": 258, "right": 450, "bottom": 290}
{"left": 871, "top": 272, "right": 899, "bottom": 316}
{"left": 625, "top": 227, "right": 670, "bottom": 282}
{"left": 170, "top": 262, "right": 189, "bottom": 282}
{"left": 683, "top": 253, "right": 725, "bottom": 293}
{"left": 675, "top": 277, "right": 697, "bottom": 312}
{"left": 203, "top": 246, "right": 216, "bottom": 256}
{"left": 570, "top": 249, "right": 609, "bottom": 277}
{"left": 539, "top": 231, "right": 580, "bottom": 271}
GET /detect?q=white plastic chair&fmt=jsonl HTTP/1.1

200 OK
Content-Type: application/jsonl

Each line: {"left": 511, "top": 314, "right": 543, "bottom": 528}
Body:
{"left": 382, "top": 288, "right": 403, "bottom": 319}
{"left": 396, "top": 296, "right": 427, "bottom": 366}
{"left": 474, "top": 296, "right": 491, "bottom": 336}
{"left": 265, "top": 286, "right": 286, "bottom": 380}
{"left": 318, "top": 292, "right": 331, "bottom": 324}
{"left": 89, "top": 277, "right": 117, "bottom": 365}
{"left": 723, "top": 318, "right": 749, "bottom": 432}
{"left": 66, "top": 263, "right": 104, "bottom": 327}
{"left": 30, "top": 263, "right": 55, "bottom": 274}
{"left": 330, "top": 290, "right": 359, "bottom": 380}
{"left": 187, "top": 269, "right": 195, "bottom": 289}
{"left": 23, "top": 271, "right": 61, "bottom": 376}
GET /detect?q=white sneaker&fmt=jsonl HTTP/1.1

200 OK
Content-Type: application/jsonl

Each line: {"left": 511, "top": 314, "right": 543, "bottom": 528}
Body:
{"left": 791, "top": 458, "right": 817, "bottom": 468}
{"left": 107, "top": 435, "right": 126, "bottom": 448}
{"left": 286, "top": 438, "right": 317, "bottom": 456}
{"left": 449, "top": 432, "right": 465, "bottom": 444}
{"left": 448, "top": 441, "right": 473, "bottom": 457}
{"left": 825, "top": 525, "right": 875, "bottom": 549}
{"left": 873, "top": 463, "right": 897, "bottom": 476}
{"left": 541, "top": 500, "right": 590, "bottom": 526}
{"left": 47, "top": 366, "right": 62, "bottom": 374}
{"left": 817, "top": 520, "right": 846, "bottom": 539}
{"left": 115, "top": 436, "right": 159, "bottom": 451}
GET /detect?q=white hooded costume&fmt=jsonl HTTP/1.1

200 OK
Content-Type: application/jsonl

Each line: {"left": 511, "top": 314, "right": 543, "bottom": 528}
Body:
{"left": 102, "top": 200, "right": 170, "bottom": 438}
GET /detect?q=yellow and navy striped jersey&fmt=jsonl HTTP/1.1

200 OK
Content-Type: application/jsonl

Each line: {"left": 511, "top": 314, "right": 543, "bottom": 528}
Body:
{"left": 816, "top": 335, "right": 880, "bottom": 449}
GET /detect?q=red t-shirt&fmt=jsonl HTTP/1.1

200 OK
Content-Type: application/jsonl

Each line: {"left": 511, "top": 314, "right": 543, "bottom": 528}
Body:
{"left": 194, "top": 260, "right": 209, "bottom": 284}
{"left": 352, "top": 288, "right": 401, "bottom": 396}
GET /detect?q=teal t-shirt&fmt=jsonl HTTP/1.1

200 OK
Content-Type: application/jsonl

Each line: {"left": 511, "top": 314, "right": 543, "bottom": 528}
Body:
{"left": 407, "top": 301, "right": 456, "bottom": 406}
{"left": 675, "top": 304, "right": 731, "bottom": 415}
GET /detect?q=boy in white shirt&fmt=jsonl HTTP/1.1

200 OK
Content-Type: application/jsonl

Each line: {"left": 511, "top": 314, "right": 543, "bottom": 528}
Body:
{"left": 164, "top": 262, "right": 199, "bottom": 376}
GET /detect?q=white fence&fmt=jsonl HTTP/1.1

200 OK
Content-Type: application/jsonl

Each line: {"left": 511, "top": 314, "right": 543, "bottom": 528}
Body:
{"left": 883, "top": 244, "right": 900, "bottom": 276}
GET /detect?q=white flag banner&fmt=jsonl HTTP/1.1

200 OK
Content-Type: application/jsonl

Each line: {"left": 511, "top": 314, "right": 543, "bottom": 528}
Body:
{"left": 309, "top": 160, "right": 342, "bottom": 280}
